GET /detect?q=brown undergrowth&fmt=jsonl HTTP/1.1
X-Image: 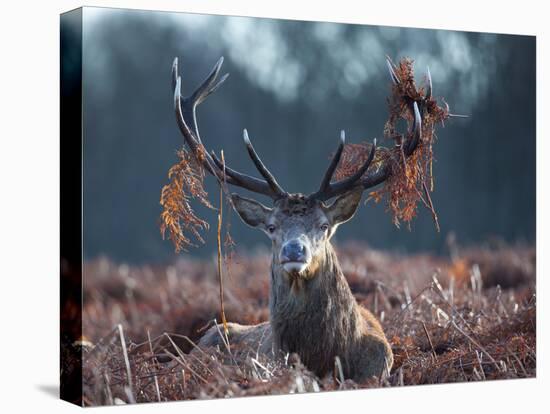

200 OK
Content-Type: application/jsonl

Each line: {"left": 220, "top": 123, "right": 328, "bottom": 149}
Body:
{"left": 82, "top": 242, "right": 535, "bottom": 406}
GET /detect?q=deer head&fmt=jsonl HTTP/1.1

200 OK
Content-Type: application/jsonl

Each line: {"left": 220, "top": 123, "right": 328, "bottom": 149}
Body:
{"left": 231, "top": 187, "right": 364, "bottom": 277}
{"left": 171, "top": 56, "right": 424, "bottom": 279}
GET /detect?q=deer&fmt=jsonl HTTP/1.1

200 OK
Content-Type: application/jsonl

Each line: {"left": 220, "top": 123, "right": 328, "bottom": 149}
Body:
{"left": 170, "top": 55, "right": 431, "bottom": 382}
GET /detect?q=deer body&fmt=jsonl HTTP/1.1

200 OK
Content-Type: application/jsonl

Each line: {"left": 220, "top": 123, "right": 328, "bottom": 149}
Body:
{"left": 198, "top": 194, "right": 393, "bottom": 381}
{"left": 269, "top": 243, "right": 392, "bottom": 380}
{"left": 199, "top": 243, "right": 393, "bottom": 381}
{"left": 171, "top": 55, "right": 433, "bottom": 382}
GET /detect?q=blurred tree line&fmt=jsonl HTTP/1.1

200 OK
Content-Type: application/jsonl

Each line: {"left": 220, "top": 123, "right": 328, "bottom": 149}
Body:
{"left": 80, "top": 8, "right": 535, "bottom": 263}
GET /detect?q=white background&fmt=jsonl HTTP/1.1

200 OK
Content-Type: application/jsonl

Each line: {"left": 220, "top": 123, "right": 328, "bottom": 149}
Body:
{"left": 0, "top": 0, "right": 547, "bottom": 412}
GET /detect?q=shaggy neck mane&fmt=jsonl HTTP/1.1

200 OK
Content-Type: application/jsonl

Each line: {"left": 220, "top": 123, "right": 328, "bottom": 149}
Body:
{"left": 269, "top": 243, "right": 361, "bottom": 376}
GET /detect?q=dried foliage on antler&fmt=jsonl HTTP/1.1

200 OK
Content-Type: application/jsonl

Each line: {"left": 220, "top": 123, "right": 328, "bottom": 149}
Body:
{"left": 159, "top": 146, "right": 213, "bottom": 252}
{"left": 161, "top": 55, "right": 453, "bottom": 251}
{"left": 335, "top": 57, "right": 449, "bottom": 229}
{"left": 161, "top": 56, "right": 291, "bottom": 252}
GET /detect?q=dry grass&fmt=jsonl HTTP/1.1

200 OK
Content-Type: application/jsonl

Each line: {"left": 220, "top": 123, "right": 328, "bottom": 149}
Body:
{"left": 81, "top": 242, "right": 535, "bottom": 406}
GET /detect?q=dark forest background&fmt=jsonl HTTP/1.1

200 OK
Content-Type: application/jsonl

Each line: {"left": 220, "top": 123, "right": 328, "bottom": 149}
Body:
{"left": 77, "top": 7, "right": 536, "bottom": 264}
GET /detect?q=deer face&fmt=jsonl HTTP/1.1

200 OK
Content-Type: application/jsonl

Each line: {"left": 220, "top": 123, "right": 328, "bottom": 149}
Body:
{"left": 231, "top": 189, "right": 363, "bottom": 277}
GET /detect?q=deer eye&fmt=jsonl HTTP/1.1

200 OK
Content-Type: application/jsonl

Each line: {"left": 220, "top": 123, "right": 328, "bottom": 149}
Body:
{"left": 320, "top": 223, "right": 329, "bottom": 232}
{"left": 267, "top": 225, "right": 276, "bottom": 233}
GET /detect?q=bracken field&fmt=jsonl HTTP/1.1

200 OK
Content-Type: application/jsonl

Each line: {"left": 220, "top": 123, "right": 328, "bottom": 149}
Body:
{"left": 78, "top": 241, "right": 536, "bottom": 406}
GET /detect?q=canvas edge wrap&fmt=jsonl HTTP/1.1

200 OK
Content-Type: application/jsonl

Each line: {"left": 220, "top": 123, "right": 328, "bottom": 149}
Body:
{"left": 60, "top": 8, "right": 83, "bottom": 406}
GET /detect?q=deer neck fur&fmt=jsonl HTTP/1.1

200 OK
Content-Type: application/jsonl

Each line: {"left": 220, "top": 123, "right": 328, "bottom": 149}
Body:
{"left": 269, "top": 242, "right": 362, "bottom": 376}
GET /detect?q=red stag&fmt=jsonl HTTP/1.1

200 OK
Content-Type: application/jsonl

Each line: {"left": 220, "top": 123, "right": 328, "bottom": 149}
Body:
{"left": 170, "top": 56, "right": 434, "bottom": 381}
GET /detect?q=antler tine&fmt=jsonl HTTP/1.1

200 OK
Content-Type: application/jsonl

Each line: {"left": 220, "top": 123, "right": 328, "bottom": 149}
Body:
{"left": 312, "top": 138, "right": 377, "bottom": 201}
{"left": 317, "top": 130, "right": 346, "bottom": 195}
{"left": 361, "top": 101, "right": 423, "bottom": 190}
{"left": 386, "top": 56, "right": 400, "bottom": 85}
{"left": 360, "top": 165, "right": 391, "bottom": 189}
{"left": 405, "top": 102, "right": 422, "bottom": 155}
{"left": 175, "top": 57, "right": 230, "bottom": 145}
{"left": 335, "top": 138, "right": 377, "bottom": 188}
{"left": 172, "top": 57, "right": 179, "bottom": 93}
{"left": 172, "top": 56, "right": 285, "bottom": 199}
{"left": 243, "top": 129, "right": 286, "bottom": 197}
{"left": 173, "top": 75, "right": 217, "bottom": 176}
{"left": 210, "top": 150, "right": 282, "bottom": 196}
{"left": 191, "top": 57, "right": 227, "bottom": 106}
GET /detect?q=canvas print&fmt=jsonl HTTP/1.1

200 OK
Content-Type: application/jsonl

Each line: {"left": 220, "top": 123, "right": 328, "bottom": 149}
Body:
{"left": 60, "top": 6, "right": 536, "bottom": 406}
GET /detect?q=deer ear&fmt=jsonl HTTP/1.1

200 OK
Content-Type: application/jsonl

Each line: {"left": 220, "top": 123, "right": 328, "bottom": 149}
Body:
{"left": 231, "top": 193, "right": 272, "bottom": 228}
{"left": 325, "top": 188, "right": 363, "bottom": 225}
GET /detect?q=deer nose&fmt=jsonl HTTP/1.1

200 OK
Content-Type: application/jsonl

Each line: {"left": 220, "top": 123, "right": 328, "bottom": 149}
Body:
{"left": 281, "top": 240, "right": 306, "bottom": 262}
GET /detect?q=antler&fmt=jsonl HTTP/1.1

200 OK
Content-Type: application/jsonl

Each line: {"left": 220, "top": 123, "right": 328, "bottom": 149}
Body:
{"left": 309, "top": 57, "right": 426, "bottom": 202}
{"left": 172, "top": 56, "right": 287, "bottom": 199}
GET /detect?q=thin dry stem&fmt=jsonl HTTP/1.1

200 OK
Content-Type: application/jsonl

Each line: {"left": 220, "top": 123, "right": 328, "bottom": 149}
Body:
{"left": 117, "top": 324, "right": 134, "bottom": 398}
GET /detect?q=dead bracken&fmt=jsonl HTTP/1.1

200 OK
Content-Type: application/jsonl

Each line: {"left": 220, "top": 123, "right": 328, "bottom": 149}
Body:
{"left": 81, "top": 243, "right": 535, "bottom": 405}
{"left": 335, "top": 57, "right": 449, "bottom": 230}
{"left": 159, "top": 147, "right": 213, "bottom": 252}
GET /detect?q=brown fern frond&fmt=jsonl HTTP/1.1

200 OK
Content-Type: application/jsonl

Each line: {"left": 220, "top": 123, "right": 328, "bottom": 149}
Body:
{"left": 159, "top": 146, "right": 214, "bottom": 252}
